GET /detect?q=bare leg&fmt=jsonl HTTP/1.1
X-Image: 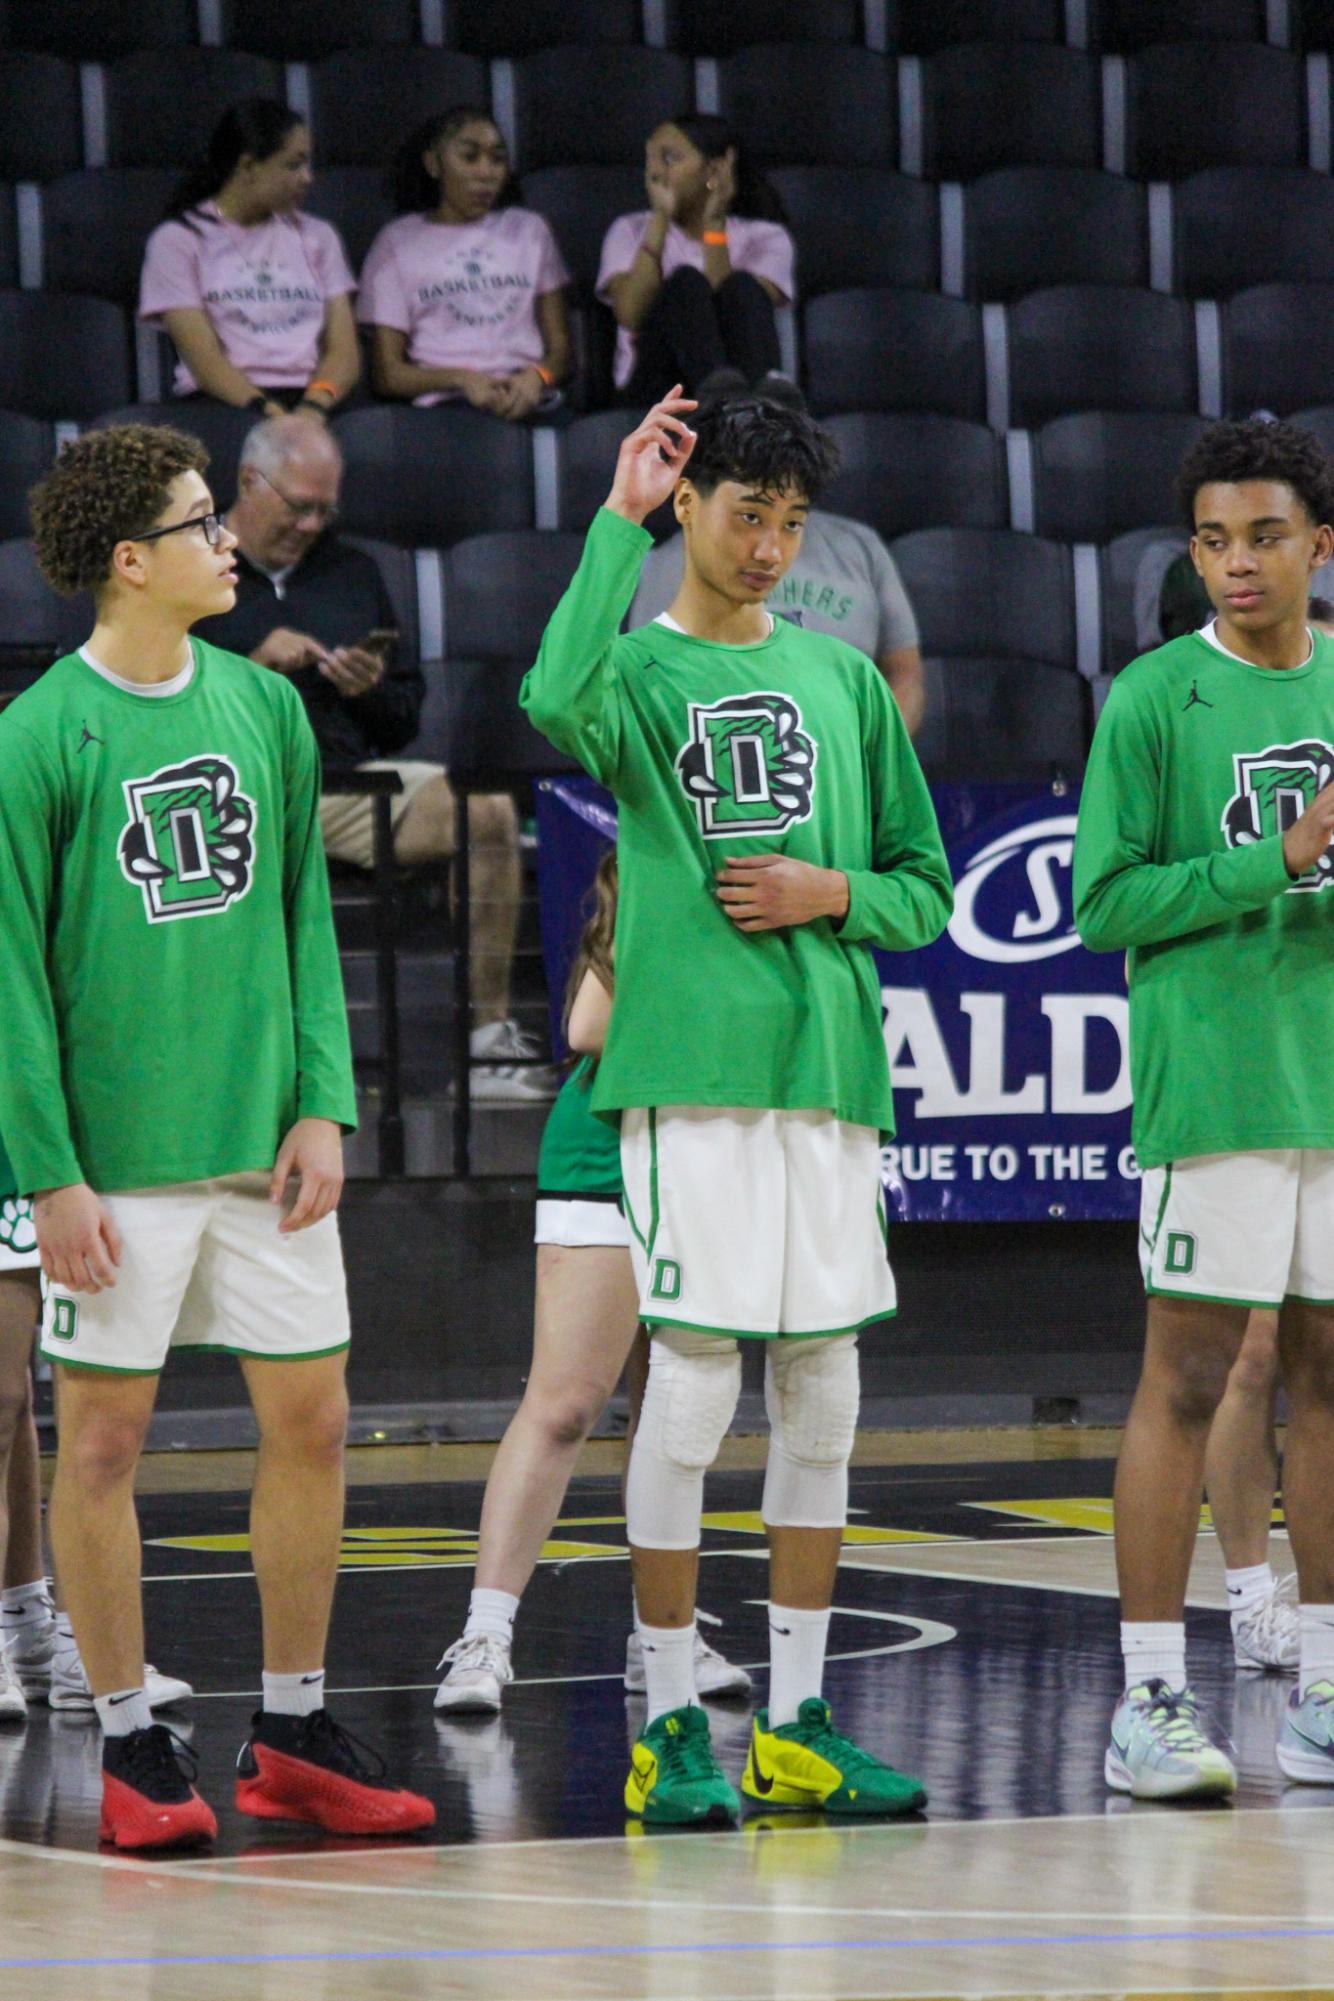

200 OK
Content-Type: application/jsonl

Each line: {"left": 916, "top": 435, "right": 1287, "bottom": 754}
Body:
{"left": 0, "top": 1275, "right": 40, "bottom": 1581}
{"left": 629, "top": 1544, "right": 699, "bottom": 1629}
{"left": 1115, "top": 1295, "right": 1247, "bottom": 1620}
{"left": 1204, "top": 1308, "right": 1280, "bottom": 1569}
{"left": 1277, "top": 1301, "right": 1334, "bottom": 1603}
{"left": 475, "top": 1245, "right": 639, "bottom": 1597}
{"left": 241, "top": 1352, "right": 348, "bottom": 1673}
{"left": 766, "top": 1525, "right": 843, "bottom": 1610}
{"left": 4, "top": 1372, "right": 43, "bottom": 1589}
{"left": 394, "top": 778, "right": 521, "bottom": 1028}
{"left": 47, "top": 1368, "right": 158, "bottom": 1694}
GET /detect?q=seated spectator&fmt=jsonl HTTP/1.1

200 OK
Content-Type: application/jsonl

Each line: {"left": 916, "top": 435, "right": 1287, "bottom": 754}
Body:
{"left": 139, "top": 99, "right": 360, "bottom": 420}
{"left": 597, "top": 114, "right": 793, "bottom": 404}
{"left": 628, "top": 385, "right": 925, "bottom": 734}
{"left": 360, "top": 107, "right": 571, "bottom": 419}
{"left": 199, "top": 414, "right": 550, "bottom": 1101}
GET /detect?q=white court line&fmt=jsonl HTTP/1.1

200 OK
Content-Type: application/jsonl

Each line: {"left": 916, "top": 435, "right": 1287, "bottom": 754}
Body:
{"left": 141, "top": 1542, "right": 968, "bottom": 1586}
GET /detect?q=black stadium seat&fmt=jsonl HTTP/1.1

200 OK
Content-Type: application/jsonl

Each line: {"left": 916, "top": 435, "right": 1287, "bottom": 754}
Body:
{"left": 771, "top": 169, "right": 939, "bottom": 298}
{"left": 555, "top": 410, "right": 676, "bottom": 538}
{"left": 452, "top": 0, "right": 642, "bottom": 56}
{"left": 897, "top": 0, "right": 1063, "bottom": 51}
{"left": 716, "top": 46, "right": 896, "bottom": 167}
{"left": 439, "top": 532, "right": 587, "bottom": 780}
{"left": 0, "top": 55, "right": 83, "bottom": 181}
{"left": 0, "top": 185, "right": 15, "bottom": 289}
{"left": 1099, "top": 524, "right": 1185, "bottom": 675}
{"left": 511, "top": 49, "right": 693, "bottom": 173}
{"left": 1173, "top": 170, "right": 1334, "bottom": 297}
{"left": 0, "top": 538, "right": 87, "bottom": 671}
{"left": 302, "top": 168, "right": 396, "bottom": 274}
{"left": 219, "top": 0, "right": 418, "bottom": 58}
{"left": 819, "top": 413, "right": 1009, "bottom": 540}
{"left": 921, "top": 44, "right": 1102, "bottom": 179}
{"left": 90, "top": 402, "right": 259, "bottom": 510}
{"left": 519, "top": 164, "right": 647, "bottom": 297}
{"left": 335, "top": 406, "right": 535, "bottom": 546}
{"left": 1223, "top": 284, "right": 1334, "bottom": 418}
{"left": 4, "top": 0, "right": 197, "bottom": 58}
{"left": 104, "top": 51, "right": 284, "bottom": 169}
{"left": 1031, "top": 410, "right": 1207, "bottom": 542}
{"left": 1290, "top": 404, "right": 1334, "bottom": 458}
{"left": 1007, "top": 286, "right": 1198, "bottom": 428}
{"left": 804, "top": 290, "right": 986, "bottom": 421}
{"left": 1125, "top": 46, "right": 1305, "bottom": 178}
{"left": 669, "top": 0, "right": 864, "bottom": 53}
{"left": 0, "top": 293, "right": 131, "bottom": 421}
{"left": 308, "top": 50, "right": 489, "bottom": 169}
{"left": 1091, "top": 0, "right": 1266, "bottom": 49}
{"left": 963, "top": 169, "right": 1149, "bottom": 301}
{"left": 0, "top": 414, "right": 55, "bottom": 542}
{"left": 41, "top": 169, "right": 176, "bottom": 303}
{"left": 915, "top": 656, "right": 1088, "bottom": 780}
{"left": 1296, "top": 0, "right": 1334, "bottom": 49}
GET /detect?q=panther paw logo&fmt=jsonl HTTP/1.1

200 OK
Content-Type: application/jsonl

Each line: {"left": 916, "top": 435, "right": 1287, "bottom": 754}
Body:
{"left": 676, "top": 692, "right": 817, "bottom": 840}
{"left": 118, "top": 756, "right": 257, "bottom": 922}
{"left": 0, "top": 1198, "right": 36, "bottom": 1258}
{"left": 1222, "top": 740, "right": 1334, "bottom": 892}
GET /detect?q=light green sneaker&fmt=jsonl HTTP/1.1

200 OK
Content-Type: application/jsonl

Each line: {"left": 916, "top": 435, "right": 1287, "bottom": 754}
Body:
{"left": 1277, "top": 1679, "right": 1334, "bottom": 1783}
{"left": 1105, "top": 1680, "right": 1237, "bottom": 1800}
{"left": 743, "top": 1698, "right": 927, "bottom": 1816}
{"left": 624, "top": 1704, "right": 740, "bottom": 1826}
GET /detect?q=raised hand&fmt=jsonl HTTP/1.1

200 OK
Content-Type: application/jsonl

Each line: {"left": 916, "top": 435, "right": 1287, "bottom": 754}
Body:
{"left": 605, "top": 387, "right": 698, "bottom": 525}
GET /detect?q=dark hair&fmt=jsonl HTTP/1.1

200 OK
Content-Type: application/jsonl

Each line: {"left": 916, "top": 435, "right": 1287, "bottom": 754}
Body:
{"left": 661, "top": 112, "right": 787, "bottom": 225}
{"left": 164, "top": 98, "right": 305, "bottom": 223}
{"left": 685, "top": 393, "right": 839, "bottom": 504}
{"left": 1177, "top": 417, "right": 1334, "bottom": 531}
{"left": 394, "top": 106, "right": 519, "bottom": 215}
{"left": 30, "top": 424, "right": 210, "bottom": 598}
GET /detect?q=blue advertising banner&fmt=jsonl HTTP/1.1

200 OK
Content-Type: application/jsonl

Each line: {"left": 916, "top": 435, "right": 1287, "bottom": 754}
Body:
{"left": 534, "top": 775, "right": 1138, "bottom": 1224}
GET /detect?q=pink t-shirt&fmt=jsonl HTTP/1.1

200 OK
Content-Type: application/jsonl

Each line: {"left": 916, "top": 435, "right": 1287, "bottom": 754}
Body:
{"left": 357, "top": 207, "right": 570, "bottom": 406}
{"left": 139, "top": 204, "right": 356, "bottom": 396}
{"left": 596, "top": 212, "right": 796, "bottom": 388}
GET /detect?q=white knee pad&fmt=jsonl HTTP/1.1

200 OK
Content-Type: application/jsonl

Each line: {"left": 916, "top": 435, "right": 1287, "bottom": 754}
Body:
{"left": 761, "top": 1334, "right": 860, "bottom": 1529}
{"left": 625, "top": 1328, "right": 742, "bottom": 1550}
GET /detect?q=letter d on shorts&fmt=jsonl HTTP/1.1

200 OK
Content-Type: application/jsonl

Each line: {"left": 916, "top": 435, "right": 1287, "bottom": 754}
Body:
{"left": 1164, "top": 1231, "right": 1197, "bottom": 1276}
{"left": 650, "top": 1257, "right": 682, "bottom": 1302}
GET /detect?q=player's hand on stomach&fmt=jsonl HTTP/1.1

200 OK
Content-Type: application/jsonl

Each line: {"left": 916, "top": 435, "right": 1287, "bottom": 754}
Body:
{"left": 33, "top": 1183, "right": 122, "bottom": 1294}
{"left": 716, "top": 854, "right": 851, "bottom": 932}
{"left": 605, "top": 387, "right": 697, "bottom": 524}
{"left": 1282, "top": 778, "right": 1334, "bottom": 876}
{"left": 271, "top": 1117, "right": 345, "bottom": 1233}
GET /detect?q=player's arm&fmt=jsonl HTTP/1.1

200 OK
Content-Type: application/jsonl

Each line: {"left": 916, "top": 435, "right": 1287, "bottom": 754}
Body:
{"left": 1074, "top": 678, "right": 1296, "bottom": 952}
{"left": 161, "top": 307, "right": 285, "bottom": 415}
{"left": 520, "top": 389, "right": 697, "bottom": 786}
{"left": 567, "top": 965, "right": 613, "bottom": 1054}
{"left": 828, "top": 668, "right": 952, "bottom": 950}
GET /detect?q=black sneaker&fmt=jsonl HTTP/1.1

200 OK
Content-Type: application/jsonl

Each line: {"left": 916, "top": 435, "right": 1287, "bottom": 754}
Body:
{"left": 100, "top": 1724, "right": 217, "bottom": 1849}
{"left": 236, "top": 1709, "right": 436, "bottom": 1835}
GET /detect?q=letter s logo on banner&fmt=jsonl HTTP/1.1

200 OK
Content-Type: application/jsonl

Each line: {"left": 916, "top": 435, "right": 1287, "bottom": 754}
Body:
{"left": 947, "top": 816, "right": 1080, "bottom": 964}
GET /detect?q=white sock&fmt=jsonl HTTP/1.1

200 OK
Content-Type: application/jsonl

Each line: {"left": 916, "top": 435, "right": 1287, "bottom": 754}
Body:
{"left": 637, "top": 1620, "right": 697, "bottom": 1723}
{"left": 767, "top": 1604, "right": 831, "bottom": 1728}
{"left": 95, "top": 1688, "right": 152, "bottom": 1737}
{"left": 262, "top": 1669, "right": 325, "bottom": 1717}
{"left": 1225, "top": 1561, "right": 1274, "bottom": 1622}
{"left": 0, "top": 1579, "right": 52, "bottom": 1629}
{"left": 1298, "top": 1604, "right": 1334, "bottom": 1697}
{"left": 464, "top": 1587, "right": 519, "bottom": 1646}
{"left": 1121, "top": 1620, "right": 1187, "bottom": 1692}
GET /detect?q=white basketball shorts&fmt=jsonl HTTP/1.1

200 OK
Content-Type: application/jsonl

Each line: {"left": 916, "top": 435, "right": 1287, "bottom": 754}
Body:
{"left": 534, "top": 1196, "right": 630, "bottom": 1249}
{"left": 1139, "top": 1149, "right": 1334, "bottom": 1308}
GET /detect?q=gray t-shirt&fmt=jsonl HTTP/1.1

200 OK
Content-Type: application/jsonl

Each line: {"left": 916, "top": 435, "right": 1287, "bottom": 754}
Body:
{"left": 627, "top": 509, "right": 919, "bottom": 657}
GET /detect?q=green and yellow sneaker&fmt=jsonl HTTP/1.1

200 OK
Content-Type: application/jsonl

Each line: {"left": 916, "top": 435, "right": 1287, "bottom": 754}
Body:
{"left": 624, "top": 1704, "right": 741, "bottom": 1826}
{"left": 743, "top": 1698, "right": 927, "bottom": 1816}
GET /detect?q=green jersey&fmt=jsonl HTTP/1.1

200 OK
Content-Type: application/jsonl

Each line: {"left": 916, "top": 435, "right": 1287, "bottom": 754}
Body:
{"left": 1074, "top": 625, "right": 1334, "bottom": 1168}
{"left": 537, "top": 1057, "right": 623, "bottom": 1197}
{"left": 0, "top": 639, "right": 355, "bottom": 1196}
{"left": 521, "top": 509, "right": 952, "bottom": 1132}
{"left": 0, "top": 1131, "right": 14, "bottom": 1202}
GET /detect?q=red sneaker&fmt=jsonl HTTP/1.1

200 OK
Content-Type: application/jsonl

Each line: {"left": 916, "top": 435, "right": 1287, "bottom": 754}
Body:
{"left": 235, "top": 1709, "right": 436, "bottom": 1836}
{"left": 100, "top": 1725, "right": 218, "bottom": 1850}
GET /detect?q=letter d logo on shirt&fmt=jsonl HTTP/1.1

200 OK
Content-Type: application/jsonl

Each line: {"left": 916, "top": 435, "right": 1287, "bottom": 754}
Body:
{"left": 676, "top": 692, "right": 816, "bottom": 840}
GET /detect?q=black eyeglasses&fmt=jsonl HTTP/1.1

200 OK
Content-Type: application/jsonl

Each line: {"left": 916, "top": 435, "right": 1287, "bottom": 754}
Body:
{"left": 134, "top": 511, "right": 228, "bottom": 549}
{"left": 256, "top": 468, "right": 339, "bottom": 526}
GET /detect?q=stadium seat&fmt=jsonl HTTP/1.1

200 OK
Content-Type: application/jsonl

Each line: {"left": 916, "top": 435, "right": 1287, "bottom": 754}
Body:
{"left": 512, "top": 49, "right": 693, "bottom": 173}
{"left": 555, "top": 410, "right": 676, "bottom": 537}
{"left": 0, "top": 293, "right": 131, "bottom": 421}
{"left": 1100, "top": 523, "right": 1185, "bottom": 675}
{"left": 519, "top": 164, "right": 647, "bottom": 297}
{"left": 308, "top": 50, "right": 488, "bottom": 168}
{"left": 819, "top": 412, "right": 1009, "bottom": 539}
{"left": 1173, "top": 170, "right": 1334, "bottom": 297}
{"left": 716, "top": 46, "right": 896, "bottom": 167}
{"left": 916, "top": 655, "right": 1088, "bottom": 779}
{"left": 335, "top": 406, "right": 535, "bottom": 546}
{"left": 3, "top": 0, "right": 197, "bottom": 58}
{"left": 104, "top": 52, "right": 284, "bottom": 169}
{"left": 40, "top": 169, "right": 175, "bottom": 303}
{"left": 803, "top": 289, "right": 985, "bottom": 420}
{"left": 0, "top": 185, "right": 14, "bottom": 289}
{"left": 90, "top": 401, "right": 258, "bottom": 509}
{"left": 439, "top": 531, "right": 586, "bottom": 779}
{"left": 1296, "top": 0, "right": 1334, "bottom": 49}
{"left": 0, "top": 538, "right": 87, "bottom": 673}
{"left": 1090, "top": 0, "right": 1266, "bottom": 49}
{"left": 921, "top": 44, "right": 1102, "bottom": 178}
{"left": 1290, "top": 404, "right": 1334, "bottom": 458}
{"left": 897, "top": 0, "right": 1063, "bottom": 51}
{"left": 0, "top": 414, "right": 54, "bottom": 542}
{"left": 1030, "top": 410, "right": 1207, "bottom": 542}
{"left": 452, "top": 0, "right": 642, "bottom": 56}
{"left": 1222, "top": 283, "right": 1334, "bottom": 418}
{"left": 1007, "top": 286, "right": 1197, "bottom": 428}
{"left": 963, "top": 168, "right": 1149, "bottom": 301}
{"left": 302, "top": 168, "right": 396, "bottom": 274}
{"left": 771, "top": 168, "right": 939, "bottom": 297}
{"left": 1124, "top": 46, "right": 1305, "bottom": 178}
{"left": 668, "top": 1, "right": 865, "bottom": 53}
{"left": 344, "top": 533, "right": 420, "bottom": 666}
{"left": 890, "top": 526, "right": 1076, "bottom": 670}
{"left": 218, "top": 0, "right": 418, "bottom": 58}
{"left": 0, "top": 55, "right": 82, "bottom": 181}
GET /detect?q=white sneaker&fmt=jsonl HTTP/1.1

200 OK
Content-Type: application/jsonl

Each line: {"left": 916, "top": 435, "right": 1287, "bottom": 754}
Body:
{"left": 468, "top": 1020, "right": 559, "bottom": 1103}
{"left": 1233, "top": 1573, "right": 1300, "bottom": 1673}
{"left": 624, "top": 1611, "right": 753, "bottom": 1699}
{"left": 0, "top": 1639, "right": 28, "bottom": 1723}
{"left": 1105, "top": 1679, "right": 1237, "bottom": 1800}
{"left": 434, "top": 1632, "right": 513, "bottom": 1713}
{"left": 1, "top": 1593, "right": 55, "bottom": 1701}
{"left": 49, "top": 1637, "right": 194, "bottom": 1712}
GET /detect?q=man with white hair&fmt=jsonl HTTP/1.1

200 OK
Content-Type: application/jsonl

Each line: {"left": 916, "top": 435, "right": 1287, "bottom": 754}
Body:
{"left": 203, "top": 414, "right": 549, "bottom": 1100}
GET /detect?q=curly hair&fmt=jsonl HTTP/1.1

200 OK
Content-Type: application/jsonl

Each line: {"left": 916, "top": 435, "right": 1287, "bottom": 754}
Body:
{"left": 29, "top": 425, "right": 210, "bottom": 598}
{"left": 1177, "top": 418, "right": 1334, "bottom": 531}
{"left": 685, "top": 392, "right": 840, "bottom": 504}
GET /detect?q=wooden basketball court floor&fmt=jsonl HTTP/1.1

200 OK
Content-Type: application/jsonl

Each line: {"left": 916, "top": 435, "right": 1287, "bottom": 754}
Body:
{"left": 2, "top": 1428, "right": 1332, "bottom": 2001}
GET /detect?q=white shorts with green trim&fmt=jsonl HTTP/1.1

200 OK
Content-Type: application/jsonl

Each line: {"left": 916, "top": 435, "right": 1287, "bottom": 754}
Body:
{"left": 39, "top": 1172, "right": 350, "bottom": 1373}
{"left": 620, "top": 1106, "right": 896, "bottom": 1340}
{"left": 0, "top": 1197, "right": 39, "bottom": 1272}
{"left": 534, "top": 1195, "right": 630, "bottom": 1249}
{"left": 1139, "top": 1149, "right": 1334, "bottom": 1307}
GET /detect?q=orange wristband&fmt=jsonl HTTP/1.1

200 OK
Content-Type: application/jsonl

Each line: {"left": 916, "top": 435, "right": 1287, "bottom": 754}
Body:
{"left": 305, "top": 377, "right": 338, "bottom": 399}
{"left": 534, "top": 362, "right": 554, "bottom": 387}
{"left": 702, "top": 229, "right": 728, "bottom": 245}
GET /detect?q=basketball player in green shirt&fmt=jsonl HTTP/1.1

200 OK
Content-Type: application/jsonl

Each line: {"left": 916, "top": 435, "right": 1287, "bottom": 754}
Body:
{"left": 1075, "top": 418, "right": 1334, "bottom": 1799}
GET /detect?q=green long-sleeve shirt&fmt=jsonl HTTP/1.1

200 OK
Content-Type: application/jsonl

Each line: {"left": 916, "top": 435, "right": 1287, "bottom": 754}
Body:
{"left": 1074, "top": 626, "right": 1334, "bottom": 1167}
{"left": 521, "top": 508, "right": 952, "bottom": 1132}
{"left": 0, "top": 639, "right": 355, "bottom": 1196}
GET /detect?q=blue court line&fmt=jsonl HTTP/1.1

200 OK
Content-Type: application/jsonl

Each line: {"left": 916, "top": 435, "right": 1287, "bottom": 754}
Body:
{"left": 3, "top": 1924, "right": 1334, "bottom": 1972}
